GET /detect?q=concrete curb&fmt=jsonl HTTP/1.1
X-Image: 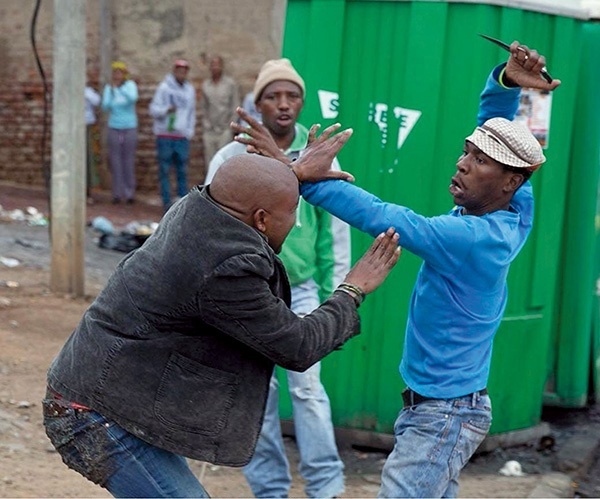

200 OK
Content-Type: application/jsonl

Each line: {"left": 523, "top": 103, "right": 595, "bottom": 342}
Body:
{"left": 528, "top": 472, "right": 575, "bottom": 498}
{"left": 555, "top": 430, "right": 600, "bottom": 477}
{"left": 529, "top": 424, "right": 600, "bottom": 498}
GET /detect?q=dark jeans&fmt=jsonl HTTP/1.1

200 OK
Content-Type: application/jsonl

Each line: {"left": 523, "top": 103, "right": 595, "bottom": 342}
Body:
{"left": 42, "top": 397, "right": 209, "bottom": 498}
{"left": 156, "top": 137, "right": 189, "bottom": 208}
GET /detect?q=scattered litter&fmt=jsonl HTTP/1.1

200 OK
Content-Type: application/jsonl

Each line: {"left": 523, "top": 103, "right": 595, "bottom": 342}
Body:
{"left": 124, "top": 221, "right": 158, "bottom": 236}
{"left": 499, "top": 460, "right": 525, "bottom": 476}
{"left": 537, "top": 435, "right": 555, "bottom": 452}
{"left": 99, "top": 233, "right": 150, "bottom": 253}
{"left": 24, "top": 207, "right": 48, "bottom": 226}
{"left": 16, "top": 401, "right": 31, "bottom": 409}
{"left": 0, "top": 257, "right": 20, "bottom": 268}
{"left": 0, "top": 298, "right": 11, "bottom": 307}
{"left": 0, "top": 205, "right": 48, "bottom": 226}
{"left": 5, "top": 209, "right": 25, "bottom": 221}
{"left": 91, "top": 216, "right": 115, "bottom": 235}
{"left": 27, "top": 216, "right": 48, "bottom": 227}
{"left": 14, "top": 238, "right": 45, "bottom": 250}
{"left": 0, "top": 281, "right": 19, "bottom": 288}
{"left": 8, "top": 320, "right": 18, "bottom": 328}
{"left": 93, "top": 217, "right": 158, "bottom": 253}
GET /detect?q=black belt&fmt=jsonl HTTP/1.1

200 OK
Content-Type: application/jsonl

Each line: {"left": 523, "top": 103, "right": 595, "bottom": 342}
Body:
{"left": 402, "top": 387, "right": 488, "bottom": 407}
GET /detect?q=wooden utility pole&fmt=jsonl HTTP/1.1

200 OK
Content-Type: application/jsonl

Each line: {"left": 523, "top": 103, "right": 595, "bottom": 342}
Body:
{"left": 98, "top": 0, "right": 112, "bottom": 190}
{"left": 99, "top": 0, "right": 112, "bottom": 94}
{"left": 50, "top": 0, "right": 86, "bottom": 296}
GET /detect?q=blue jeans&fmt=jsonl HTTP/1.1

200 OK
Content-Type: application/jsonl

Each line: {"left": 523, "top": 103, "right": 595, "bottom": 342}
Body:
{"left": 378, "top": 392, "right": 492, "bottom": 498}
{"left": 243, "top": 280, "right": 344, "bottom": 498}
{"left": 156, "top": 137, "right": 189, "bottom": 208}
{"left": 43, "top": 400, "right": 209, "bottom": 498}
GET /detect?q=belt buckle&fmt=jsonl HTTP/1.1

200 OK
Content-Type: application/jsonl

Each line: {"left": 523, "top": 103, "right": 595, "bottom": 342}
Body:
{"left": 43, "top": 399, "right": 72, "bottom": 418}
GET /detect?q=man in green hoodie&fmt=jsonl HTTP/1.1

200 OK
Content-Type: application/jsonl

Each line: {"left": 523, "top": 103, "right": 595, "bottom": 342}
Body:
{"left": 204, "top": 58, "right": 349, "bottom": 499}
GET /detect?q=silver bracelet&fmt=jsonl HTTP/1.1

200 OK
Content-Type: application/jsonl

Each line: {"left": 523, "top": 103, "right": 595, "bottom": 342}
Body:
{"left": 336, "top": 286, "right": 362, "bottom": 308}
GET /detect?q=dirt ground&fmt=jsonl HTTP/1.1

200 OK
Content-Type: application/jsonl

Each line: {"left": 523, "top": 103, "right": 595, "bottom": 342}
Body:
{"left": 1, "top": 186, "right": 598, "bottom": 498}
{"left": 0, "top": 264, "right": 549, "bottom": 499}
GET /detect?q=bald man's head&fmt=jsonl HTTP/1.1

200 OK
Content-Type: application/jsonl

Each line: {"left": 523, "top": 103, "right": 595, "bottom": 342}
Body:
{"left": 210, "top": 155, "right": 299, "bottom": 253}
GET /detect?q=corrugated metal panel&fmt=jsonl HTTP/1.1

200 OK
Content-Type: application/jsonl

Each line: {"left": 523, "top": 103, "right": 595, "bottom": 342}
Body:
{"left": 279, "top": 0, "right": 591, "bottom": 435}
{"left": 543, "top": 22, "right": 600, "bottom": 407}
{"left": 368, "top": 0, "right": 593, "bottom": 19}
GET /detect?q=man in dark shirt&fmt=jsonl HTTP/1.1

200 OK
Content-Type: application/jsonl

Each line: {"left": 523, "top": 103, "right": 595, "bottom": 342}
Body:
{"left": 43, "top": 151, "right": 400, "bottom": 498}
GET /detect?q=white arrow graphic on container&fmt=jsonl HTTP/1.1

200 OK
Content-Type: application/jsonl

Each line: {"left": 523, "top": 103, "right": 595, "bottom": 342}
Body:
{"left": 393, "top": 107, "right": 421, "bottom": 150}
{"left": 369, "top": 103, "right": 421, "bottom": 150}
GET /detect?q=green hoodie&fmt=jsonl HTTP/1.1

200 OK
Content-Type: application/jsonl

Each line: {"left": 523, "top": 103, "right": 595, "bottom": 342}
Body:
{"left": 205, "top": 123, "right": 350, "bottom": 301}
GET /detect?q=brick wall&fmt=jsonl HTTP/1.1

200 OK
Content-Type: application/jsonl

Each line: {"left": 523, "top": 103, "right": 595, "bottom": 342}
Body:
{"left": 0, "top": 80, "right": 50, "bottom": 186}
{"left": 0, "top": 0, "right": 285, "bottom": 195}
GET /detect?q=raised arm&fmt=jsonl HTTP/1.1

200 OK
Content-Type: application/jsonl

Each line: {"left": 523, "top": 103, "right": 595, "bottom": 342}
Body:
{"left": 479, "top": 41, "right": 560, "bottom": 124}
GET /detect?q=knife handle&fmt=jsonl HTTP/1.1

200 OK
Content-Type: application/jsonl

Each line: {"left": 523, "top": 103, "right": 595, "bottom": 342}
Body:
{"left": 540, "top": 68, "right": 553, "bottom": 84}
{"left": 517, "top": 47, "right": 553, "bottom": 84}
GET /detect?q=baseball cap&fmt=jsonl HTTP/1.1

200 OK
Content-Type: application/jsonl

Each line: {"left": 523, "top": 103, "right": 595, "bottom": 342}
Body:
{"left": 465, "top": 117, "right": 546, "bottom": 168}
{"left": 174, "top": 59, "right": 190, "bottom": 69}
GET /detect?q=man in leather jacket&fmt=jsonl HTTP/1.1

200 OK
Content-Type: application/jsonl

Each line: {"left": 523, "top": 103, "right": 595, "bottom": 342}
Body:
{"left": 43, "top": 152, "right": 400, "bottom": 498}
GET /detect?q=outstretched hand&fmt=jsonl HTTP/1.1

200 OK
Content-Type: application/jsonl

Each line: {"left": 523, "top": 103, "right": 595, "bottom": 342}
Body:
{"left": 344, "top": 228, "right": 401, "bottom": 295}
{"left": 231, "top": 107, "right": 355, "bottom": 183}
{"left": 231, "top": 108, "right": 288, "bottom": 164}
{"left": 292, "top": 123, "right": 355, "bottom": 183}
{"left": 504, "top": 41, "right": 561, "bottom": 91}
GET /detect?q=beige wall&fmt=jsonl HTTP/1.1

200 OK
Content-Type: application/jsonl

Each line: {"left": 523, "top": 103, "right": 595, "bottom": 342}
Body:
{"left": 0, "top": 0, "right": 287, "bottom": 190}
{"left": 111, "top": 0, "right": 286, "bottom": 93}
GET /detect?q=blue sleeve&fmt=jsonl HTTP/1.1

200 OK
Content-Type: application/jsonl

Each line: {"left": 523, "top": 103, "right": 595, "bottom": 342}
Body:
{"left": 301, "top": 180, "right": 476, "bottom": 274}
{"left": 120, "top": 80, "right": 138, "bottom": 103}
{"left": 300, "top": 64, "right": 524, "bottom": 273}
{"left": 477, "top": 64, "right": 521, "bottom": 125}
{"left": 510, "top": 181, "right": 534, "bottom": 226}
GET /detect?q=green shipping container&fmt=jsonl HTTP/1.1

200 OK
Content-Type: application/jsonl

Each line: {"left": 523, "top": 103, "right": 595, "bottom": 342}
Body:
{"left": 275, "top": 0, "right": 600, "bottom": 436}
{"left": 543, "top": 21, "right": 600, "bottom": 407}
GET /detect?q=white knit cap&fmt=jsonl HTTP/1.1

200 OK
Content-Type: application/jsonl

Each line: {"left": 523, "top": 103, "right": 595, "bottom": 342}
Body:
{"left": 253, "top": 58, "right": 305, "bottom": 103}
{"left": 465, "top": 117, "right": 545, "bottom": 168}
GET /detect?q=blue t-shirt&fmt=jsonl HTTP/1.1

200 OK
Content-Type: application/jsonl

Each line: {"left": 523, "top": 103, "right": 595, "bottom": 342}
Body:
{"left": 300, "top": 65, "right": 533, "bottom": 398}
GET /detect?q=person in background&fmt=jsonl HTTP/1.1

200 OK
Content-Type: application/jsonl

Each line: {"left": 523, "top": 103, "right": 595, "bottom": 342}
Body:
{"left": 84, "top": 85, "right": 101, "bottom": 205}
{"left": 149, "top": 59, "right": 197, "bottom": 211}
{"left": 101, "top": 61, "right": 138, "bottom": 204}
{"left": 237, "top": 85, "right": 261, "bottom": 127}
{"left": 206, "top": 58, "right": 350, "bottom": 499}
{"left": 233, "top": 42, "right": 561, "bottom": 498}
{"left": 200, "top": 55, "right": 240, "bottom": 169}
